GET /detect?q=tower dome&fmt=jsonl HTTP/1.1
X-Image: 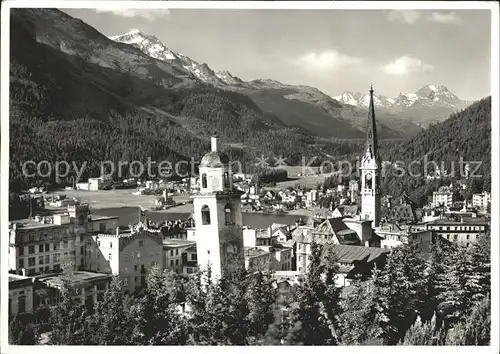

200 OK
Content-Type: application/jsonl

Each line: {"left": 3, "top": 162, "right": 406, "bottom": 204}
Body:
{"left": 200, "top": 151, "right": 230, "bottom": 168}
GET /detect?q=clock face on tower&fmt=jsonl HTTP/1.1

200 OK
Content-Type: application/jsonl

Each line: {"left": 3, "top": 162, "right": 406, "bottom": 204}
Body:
{"left": 366, "top": 174, "right": 372, "bottom": 180}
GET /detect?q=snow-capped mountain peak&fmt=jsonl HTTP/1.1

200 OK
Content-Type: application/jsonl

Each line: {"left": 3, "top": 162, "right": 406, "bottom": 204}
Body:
{"left": 334, "top": 85, "right": 463, "bottom": 109}
{"left": 109, "top": 29, "right": 239, "bottom": 86}
{"left": 215, "top": 70, "right": 244, "bottom": 85}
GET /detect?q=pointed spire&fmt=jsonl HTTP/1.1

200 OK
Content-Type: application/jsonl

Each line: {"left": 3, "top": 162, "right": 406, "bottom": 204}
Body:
{"left": 365, "top": 84, "right": 378, "bottom": 161}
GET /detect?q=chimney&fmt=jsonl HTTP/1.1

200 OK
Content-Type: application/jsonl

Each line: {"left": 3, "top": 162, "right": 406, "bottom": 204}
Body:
{"left": 268, "top": 224, "right": 272, "bottom": 238}
{"left": 211, "top": 136, "right": 218, "bottom": 152}
{"left": 115, "top": 226, "right": 120, "bottom": 236}
{"left": 21, "top": 268, "right": 26, "bottom": 277}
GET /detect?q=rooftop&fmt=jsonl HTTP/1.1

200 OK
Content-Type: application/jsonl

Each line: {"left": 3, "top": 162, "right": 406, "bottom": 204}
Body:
{"left": 162, "top": 239, "right": 196, "bottom": 248}
{"left": 244, "top": 247, "right": 271, "bottom": 258}
{"left": 329, "top": 244, "right": 389, "bottom": 264}
{"left": 37, "top": 271, "right": 112, "bottom": 287}
{"left": 428, "top": 217, "right": 488, "bottom": 226}
{"left": 89, "top": 215, "right": 119, "bottom": 222}
{"left": 10, "top": 218, "right": 67, "bottom": 230}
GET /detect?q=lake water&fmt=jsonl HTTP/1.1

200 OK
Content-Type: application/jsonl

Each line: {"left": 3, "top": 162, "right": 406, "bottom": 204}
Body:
{"left": 94, "top": 206, "right": 309, "bottom": 229}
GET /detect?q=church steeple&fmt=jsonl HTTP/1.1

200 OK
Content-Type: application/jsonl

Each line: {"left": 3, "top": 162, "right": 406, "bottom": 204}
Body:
{"left": 360, "top": 84, "right": 381, "bottom": 229}
{"left": 365, "top": 84, "right": 379, "bottom": 162}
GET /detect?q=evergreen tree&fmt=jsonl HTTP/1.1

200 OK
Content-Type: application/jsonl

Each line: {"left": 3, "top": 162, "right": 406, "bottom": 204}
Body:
{"left": 245, "top": 270, "right": 277, "bottom": 343}
{"left": 285, "top": 242, "right": 333, "bottom": 345}
{"left": 137, "top": 266, "right": 188, "bottom": 345}
{"left": 463, "top": 296, "right": 490, "bottom": 345}
{"left": 48, "top": 278, "right": 91, "bottom": 345}
{"left": 87, "top": 277, "right": 132, "bottom": 345}
{"left": 377, "top": 243, "right": 427, "bottom": 344}
{"left": 400, "top": 315, "right": 441, "bottom": 345}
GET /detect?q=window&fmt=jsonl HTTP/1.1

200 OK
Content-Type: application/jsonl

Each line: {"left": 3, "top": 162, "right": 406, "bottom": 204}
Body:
{"left": 123, "top": 277, "right": 129, "bottom": 287}
{"left": 28, "top": 232, "right": 35, "bottom": 243}
{"left": 97, "top": 241, "right": 100, "bottom": 247}
{"left": 45, "top": 255, "right": 50, "bottom": 264}
{"left": 134, "top": 265, "right": 138, "bottom": 271}
{"left": 28, "top": 257, "right": 35, "bottom": 267}
{"left": 28, "top": 246, "right": 35, "bottom": 254}
{"left": 54, "top": 264, "right": 60, "bottom": 272}
{"left": 53, "top": 254, "right": 60, "bottom": 263}
{"left": 175, "top": 259, "right": 179, "bottom": 266}
{"left": 39, "top": 245, "right": 44, "bottom": 253}
{"left": 39, "top": 267, "right": 44, "bottom": 273}
{"left": 63, "top": 240, "right": 68, "bottom": 249}
{"left": 45, "top": 266, "right": 49, "bottom": 272}
{"left": 110, "top": 242, "right": 113, "bottom": 248}
{"left": 99, "top": 223, "right": 106, "bottom": 232}
{"left": 201, "top": 173, "right": 207, "bottom": 188}
{"left": 139, "top": 240, "right": 144, "bottom": 248}
{"left": 39, "top": 256, "right": 44, "bottom": 265}
{"left": 19, "top": 259, "right": 24, "bottom": 268}
{"left": 45, "top": 244, "right": 49, "bottom": 252}
{"left": 201, "top": 205, "right": 211, "bottom": 225}
{"left": 19, "top": 247, "right": 24, "bottom": 256}
{"left": 224, "top": 203, "right": 235, "bottom": 225}
{"left": 191, "top": 254, "right": 197, "bottom": 261}
{"left": 80, "top": 246, "right": 84, "bottom": 255}
{"left": 175, "top": 249, "right": 179, "bottom": 256}
{"left": 170, "top": 260, "right": 174, "bottom": 266}
{"left": 86, "top": 239, "right": 91, "bottom": 246}
{"left": 18, "top": 296, "right": 26, "bottom": 314}
{"left": 466, "top": 235, "right": 470, "bottom": 240}
{"left": 96, "top": 252, "right": 100, "bottom": 259}
{"left": 170, "top": 250, "right": 174, "bottom": 256}
{"left": 223, "top": 172, "right": 230, "bottom": 189}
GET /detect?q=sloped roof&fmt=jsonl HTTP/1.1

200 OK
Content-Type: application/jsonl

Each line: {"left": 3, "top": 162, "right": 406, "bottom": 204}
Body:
{"left": 330, "top": 244, "right": 389, "bottom": 264}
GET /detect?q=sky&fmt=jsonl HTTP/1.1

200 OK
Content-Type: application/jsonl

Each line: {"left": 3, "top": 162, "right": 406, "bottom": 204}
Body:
{"left": 62, "top": 8, "right": 491, "bottom": 100}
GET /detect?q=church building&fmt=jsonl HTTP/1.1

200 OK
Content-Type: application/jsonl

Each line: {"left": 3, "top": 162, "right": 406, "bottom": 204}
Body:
{"left": 191, "top": 136, "right": 245, "bottom": 283}
{"left": 360, "top": 85, "right": 382, "bottom": 228}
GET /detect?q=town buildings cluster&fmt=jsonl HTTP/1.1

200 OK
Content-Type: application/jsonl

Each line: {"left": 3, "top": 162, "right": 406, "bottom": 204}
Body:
{"left": 9, "top": 87, "right": 490, "bottom": 322}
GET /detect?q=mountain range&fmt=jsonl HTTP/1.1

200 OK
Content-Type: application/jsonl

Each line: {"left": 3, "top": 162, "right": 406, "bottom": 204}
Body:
{"left": 334, "top": 85, "right": 470, "bottom": 127}
{"left": 9, "top": 8, "right": 484, "bottom": 191}
{"left": 110, "top": 28, "right": 468, "bottom": 131}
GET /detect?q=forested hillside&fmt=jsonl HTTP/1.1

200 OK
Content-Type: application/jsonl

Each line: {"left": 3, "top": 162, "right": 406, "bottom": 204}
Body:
{"left": 380, "top": 97, "right": 491, "bottom": 206}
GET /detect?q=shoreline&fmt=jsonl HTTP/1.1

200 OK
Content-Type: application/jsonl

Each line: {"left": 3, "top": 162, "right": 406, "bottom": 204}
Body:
{"left": 58, "top": 189, "right": 313, "bottom": 218}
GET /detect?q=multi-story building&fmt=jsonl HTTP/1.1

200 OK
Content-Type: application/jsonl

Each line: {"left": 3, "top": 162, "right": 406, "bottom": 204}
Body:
{"left": 8, "top": 204, "right": 118, "bottom": 276}
{"left": 375, "top": 223, "right": 409, "bottom": 249}
{"left": 426, "top": 216, "right": 488, "bottom": 247}
{"left": 8, "top": 275, "right": 35, "bottom": 317}
{"left": 182, "top": 245, "right": 198, "bottom": 275}
{"left": 163, "top": 239, "right": 196, "bottom": 274}
{"left": 472, "top": 192, "right": 491, "bottom": 210}
{"left": 244, "top": 247, "right": 272, "bottom": 271}
{"left": 433, "top": 186, "right": 453, "bottom": 208}
{"left": 83, "top": 223, "right": 163, "bottom": 293}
